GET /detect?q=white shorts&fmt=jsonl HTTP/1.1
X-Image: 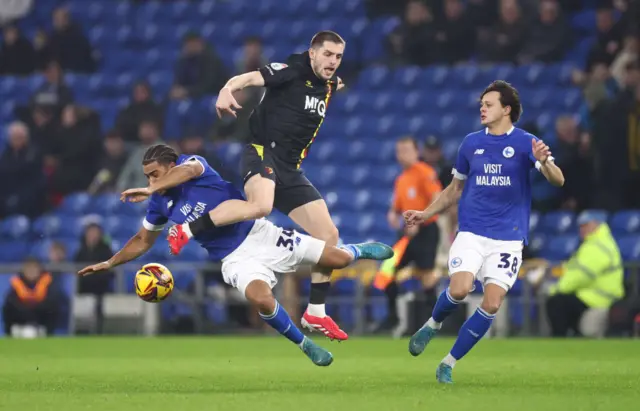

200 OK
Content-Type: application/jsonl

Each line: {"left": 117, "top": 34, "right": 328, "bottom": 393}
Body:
{"left": 447, "top": 231, "right": 523, "bottom": 291}
{"left": 221, "top": 219, "right": 326, "bottom": 297}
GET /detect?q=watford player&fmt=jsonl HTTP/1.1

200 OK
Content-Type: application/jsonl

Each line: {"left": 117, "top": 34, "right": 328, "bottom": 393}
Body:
{"left": 167, "top": 31, "right": 349, "bottom": 340}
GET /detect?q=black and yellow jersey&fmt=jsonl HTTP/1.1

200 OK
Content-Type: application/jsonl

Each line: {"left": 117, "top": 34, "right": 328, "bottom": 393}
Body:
{"left": 248, "top": 51, "right": 338, "bottom": 168}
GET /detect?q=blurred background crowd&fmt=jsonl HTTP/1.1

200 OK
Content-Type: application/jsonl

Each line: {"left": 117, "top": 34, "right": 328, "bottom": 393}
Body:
{"left": 0, "top": 0, "right": 639, "bottom": 339}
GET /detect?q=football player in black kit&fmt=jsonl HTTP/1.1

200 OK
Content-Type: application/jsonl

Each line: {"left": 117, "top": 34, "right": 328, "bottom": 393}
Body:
{"left": 168, "top": 31, "right": 349, "bottom": 340}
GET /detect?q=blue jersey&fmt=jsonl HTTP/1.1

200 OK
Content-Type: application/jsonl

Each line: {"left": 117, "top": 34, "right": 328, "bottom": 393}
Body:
{"left": 453, "top": 127, "right": 547, "bottom": 244}
{"left": 143, "top": 155, "right": 254, "bottom": 260}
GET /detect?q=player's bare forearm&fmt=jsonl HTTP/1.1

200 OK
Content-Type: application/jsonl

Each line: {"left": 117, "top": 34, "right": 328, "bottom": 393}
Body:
{"left": 422, "top": 180, "right": 464, "bottom": 220}
{"left": 107, "top": 229, "right": 160, "bottom": 268}
{"left": 540, "top": 161, "right": 565, "bottom": 187}
{"left": 149, "top": 163, "right": 202, "bottom": 194}
{"left": 223, "top": 72, "right": 265, "bottom": 92}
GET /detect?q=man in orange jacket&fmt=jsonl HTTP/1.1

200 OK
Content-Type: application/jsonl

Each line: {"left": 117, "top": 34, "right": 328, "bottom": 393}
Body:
{"left": 2, "top": 257, "right": 63, "bottom": 337}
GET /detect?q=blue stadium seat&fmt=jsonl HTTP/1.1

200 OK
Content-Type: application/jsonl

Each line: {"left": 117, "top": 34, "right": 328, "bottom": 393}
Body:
{"left": 104, "top": 216, "right": 142, "bottom": 239}
{"left": 529, "top": 211, "right": 541, "bottom": 233}
{"left": 58, "top": 193, "right": 92, "bottom": 216}
{"left": 618, "top": 236, "right": 640, "bottom": 262}
{"left": 539, "top": 234, "right": 580, "bottom": 262}
{"left": 32, "top": 214, "right": 62, "bottom": 238}
{"left": 610, "top": 210, "right": 640, "bottom": 236}
{"left": 0, "top": 215, "right": 30, "bottom": 240}
{"left": 541, "top": 211, "right": 576, "bottom": 234}
{"left": 0, "top": 241, "right": 29, "bottom": 262}
{"left": 528, "top": 233, "right": 547, "bottom": 256}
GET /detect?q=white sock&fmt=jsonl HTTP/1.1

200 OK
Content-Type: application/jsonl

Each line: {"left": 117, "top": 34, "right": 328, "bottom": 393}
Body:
{"left": 442, "top": 353, "right": 457, "bottom": 368}
{"left": 426, "top": 317, "right": 442, "bottom": 330}
{"left": 306, "top": 303, "right": 326, "bottom": 317}
{"left": 181, "top": 222, "right": 193, "bottom": 238}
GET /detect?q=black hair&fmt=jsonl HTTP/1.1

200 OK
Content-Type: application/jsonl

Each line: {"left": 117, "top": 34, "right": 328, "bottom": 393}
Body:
{"left": 310, "top": 30, "right": 345, "bottom": 48}
{"left": 142, "top": 144, "right": 179, "bottom": 166}
{"left": 480, "top": 80, "right": 522, "bottom": 123}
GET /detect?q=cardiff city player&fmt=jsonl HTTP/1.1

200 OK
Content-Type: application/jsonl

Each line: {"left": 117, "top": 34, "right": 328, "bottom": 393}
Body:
{"left": 403, "top": 81, "right": 565, "bottom": 383}
{"left": 78, "top": 144, "right": 393, "bottom": 366}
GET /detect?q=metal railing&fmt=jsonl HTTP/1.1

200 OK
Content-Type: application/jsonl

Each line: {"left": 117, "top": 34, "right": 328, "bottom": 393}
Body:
{"left": 0, "top": 261, "right": 638, "bottom": 337}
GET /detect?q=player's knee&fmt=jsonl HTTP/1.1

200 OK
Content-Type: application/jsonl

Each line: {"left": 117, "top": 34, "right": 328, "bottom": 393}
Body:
{"left": 447, "top": 286, "right": 469, "bottom": 302}
{"left": 244, "top": 280, "right": 276, "bottom": 314}
{"left": 480, "top": 295, "right": 504, "bottom": 315}
{"left": 320, "top": 226, "right": 340, "bottom": 247}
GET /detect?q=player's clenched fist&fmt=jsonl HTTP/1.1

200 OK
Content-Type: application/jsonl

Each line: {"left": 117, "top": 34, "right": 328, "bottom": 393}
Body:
{"left": 403, "top": 210, "right": 425, "bottom": 227}
{"left": 531, "top": 138, "right": 552, "bottom": 163}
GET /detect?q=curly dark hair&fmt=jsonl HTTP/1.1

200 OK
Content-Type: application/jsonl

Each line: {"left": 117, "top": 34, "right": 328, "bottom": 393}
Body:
{"left": 142, "top": 144, "right": 179, "bottom": 166}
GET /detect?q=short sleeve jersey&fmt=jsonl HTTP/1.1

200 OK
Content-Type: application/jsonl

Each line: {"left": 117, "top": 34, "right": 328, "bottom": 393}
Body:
{"left": 453, "top": 127, "right": 551, "bottom": 244}
{"left": 143, "top": 155, "right": 254, "bottom": 260}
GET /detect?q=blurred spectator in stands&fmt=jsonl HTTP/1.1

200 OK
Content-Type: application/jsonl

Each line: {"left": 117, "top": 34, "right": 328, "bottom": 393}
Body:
{"left": 592, "top": 69, "right": 640, "bottom": 209}
{"left": 477, "top": 0, "right": 528, "bottom": 63}
{"left": 0, "top": 122, "right": 44, "bottom": 218}
{"left": 365, "top": 0, "right": 410, "bottom": 17}
{"left": 117, "top": 121, "right": 164, "bottom": 191}
{"left": 49, "top": 7, "right": 95, "bottom": 73}
{"left": 48, "top": 241, "right": 66, "bottom": 267}
{"left": 552, "top": 115, "right": 594, "bottom": 211}
{"left": 235, "top": 36, "right": 268, "bottom": 74}
{"left": 421, "top": 136, "right": 452, "bottom": 188}
{"left": 88, "top": 130, "right": 129, "bottom": 194}
{"left": 75, "top": 223, "right": 113, "bottom": 334}
{"left": 170, "top": 33, "right": 228, "bottom": 100}
{"left": 546, "top": 211, "right": 624, "bottom": 337}
{"left": 46, "top": 105, "right": 102, "bottom": 198}
{"left": 179, "top": 134, "right": 240, "bottom": 186}
{"left": 587, "top": 4, "right": 625, "bottom": 69}
{"left": 386, "top": 0, "right": 435, "bottom": 66}
{"left": 611, "top": 35, "right": 639, "bottom": 88}
{"left": 29, "top": 61, "right": 74, "bottom": 120}
{"left": 115, "top": 81, "right": 164, "bottom": 143}
{"left": 432, "top": 0, "right": 474, "bottom": 64}
{"left": 466, "top": 0, "right": 499, "bottom": 30}
{"left": 517, "top": 0, "right": 570, "bottom": 64}
{"left": 33, "top": 29, "right": 53, "bottom": 71}
{"left": 0, "top": 23, "right": 35, "bottom": 75}
{"left": 2, "top": 257, "right": 63, "bottom": 338}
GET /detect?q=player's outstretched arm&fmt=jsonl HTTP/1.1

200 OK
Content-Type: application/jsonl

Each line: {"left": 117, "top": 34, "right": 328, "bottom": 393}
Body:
{"left": 78, "top": 228, "right": 162, "bottom": 276}
{"left": 215, "top": 72, "right": 265, "bottom": 118}
{"left": 148, "top": 161, "right": 204, "bottom": 194}
{"left": 404, "top": 178, "right": 465, "bottom": 227}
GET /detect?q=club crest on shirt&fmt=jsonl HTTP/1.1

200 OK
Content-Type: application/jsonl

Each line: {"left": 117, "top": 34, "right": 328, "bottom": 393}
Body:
{"left": 270, "top": 62, "right": 287, "bottom": 71}
{"left": 450, "top": 257, "right": 462, "bottom": 268}
{"left": 503, "top": 146, "right": 515, "bottom": 158}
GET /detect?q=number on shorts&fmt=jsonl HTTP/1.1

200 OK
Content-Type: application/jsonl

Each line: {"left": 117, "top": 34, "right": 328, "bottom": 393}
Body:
{"left": 497, "top": 253, "right": 519, "bottom": 275}
{"left": 276, "top": 229, "right": 295, "bottom": 251}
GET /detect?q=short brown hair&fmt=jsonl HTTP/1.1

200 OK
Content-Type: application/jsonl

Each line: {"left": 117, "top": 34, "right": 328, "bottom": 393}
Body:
{"left": 480, "top": 80, "right": 522, "bottom": 123}
{"left": 310, "top": 30, "right": 345, "bottom": 48}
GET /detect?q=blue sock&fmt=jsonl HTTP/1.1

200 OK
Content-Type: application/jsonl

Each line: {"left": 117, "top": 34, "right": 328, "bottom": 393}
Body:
{"left": 339, "top": 244, "right": 361, "bottom": 259}
{"left": 259, "top": 301, "right": 305, "bottom": 345}
{"left": 450, "top": 307, "right": 495, "bottom": 360}
{"left": 430, "top": 288, "right": 462, "bottom": 324}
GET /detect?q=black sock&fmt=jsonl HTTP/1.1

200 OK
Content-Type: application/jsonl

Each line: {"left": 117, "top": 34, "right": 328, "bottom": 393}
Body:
{"left": 188, "top": 214, "right": 216, "bottom": 236}
{"left": 309, "top": 282, "right": 331, "bottom": 305}
{"left": 386, "top": 281, "right": 399, "bottom": 319}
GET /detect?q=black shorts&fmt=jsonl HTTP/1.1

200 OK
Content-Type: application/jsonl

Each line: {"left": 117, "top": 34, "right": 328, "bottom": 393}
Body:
{"left": 241, "top": 143, "right": 323, "bottom": 215}
{"left": 396, "top": 222, "right": 440, "bottom": 271}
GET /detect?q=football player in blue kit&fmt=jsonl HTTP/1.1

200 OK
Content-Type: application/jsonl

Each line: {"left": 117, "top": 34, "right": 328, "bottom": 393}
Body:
{"left": 403, "top": 81, "right": 565, "bottom": 383}
{"left": 78, "top": 144, "right": 393, "bottom": 367}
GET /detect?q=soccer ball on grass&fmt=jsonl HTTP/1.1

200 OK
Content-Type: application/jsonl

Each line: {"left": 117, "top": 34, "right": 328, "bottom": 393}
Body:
{"left": 135, "top": 263, "right": 174, "bottom": 302}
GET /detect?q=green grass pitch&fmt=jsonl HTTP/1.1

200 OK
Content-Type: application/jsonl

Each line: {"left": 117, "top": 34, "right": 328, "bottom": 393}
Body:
{"left": 0, "top": 337, "right": 637, "bottom": 411}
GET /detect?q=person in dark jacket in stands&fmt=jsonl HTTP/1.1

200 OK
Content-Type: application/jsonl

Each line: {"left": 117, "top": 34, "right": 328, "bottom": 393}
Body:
{"left": 2, "top": 258, "right": 63, "bottom": 338}
{"left": 115, "top": 82, "right": 164, "bottom": 143}
{"left": 48, "top": 7, "right": 96, "bottom": 73}
{"left": 0, "top": 24, "right": 35, "bottom": 75}
{"left": 75, "top": 223, "right": 114, "bottom": 334}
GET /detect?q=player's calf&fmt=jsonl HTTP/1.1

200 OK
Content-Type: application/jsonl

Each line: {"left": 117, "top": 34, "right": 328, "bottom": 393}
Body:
{"left": 244, "top": 279, "right": 333, "bottom": 367}
{"left": 318, "top": 242, "right": 395, "bottom": 269}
